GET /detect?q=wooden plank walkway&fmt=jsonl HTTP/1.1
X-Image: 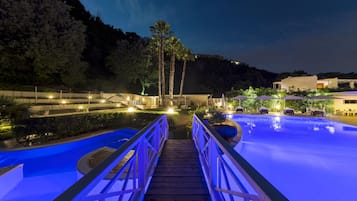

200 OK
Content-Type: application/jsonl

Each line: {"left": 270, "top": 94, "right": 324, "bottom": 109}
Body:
{"left": 144, "top": 139, "right": 211, "bottom": 201}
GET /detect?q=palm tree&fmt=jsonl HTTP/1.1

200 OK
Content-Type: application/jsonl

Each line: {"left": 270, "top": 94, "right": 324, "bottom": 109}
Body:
{"left": 167, "top": 36, "right": 182, "bottom": 105}
{"left": 149, "top": 20, "right": 171, "bottom": 106}
{"left": 148, "top": 37, "right": 161, "bottom": 100}
{"left": 179, "top": 48, "right": 194, "bottom": 96}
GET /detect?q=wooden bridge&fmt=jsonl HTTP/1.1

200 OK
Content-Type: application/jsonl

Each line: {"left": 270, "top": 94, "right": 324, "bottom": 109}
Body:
{"left": 55, "top": 114, "right": 287, "bottom": 201}
{"left": 144, "top": 139, "right": 210, "bottom": 201}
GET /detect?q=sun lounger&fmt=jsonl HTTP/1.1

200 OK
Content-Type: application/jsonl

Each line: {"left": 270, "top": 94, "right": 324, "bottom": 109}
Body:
{"left": 311, "top": 110, "right": 325, "bottom": 117}
{"left": 259, "top": 107, "right": 269, "bottom": 114}
{"left": 235, "top": 107, "right": 244, "bottom": 113}
{"left": 284, "top": 108, "right": 294, "bottom": 115}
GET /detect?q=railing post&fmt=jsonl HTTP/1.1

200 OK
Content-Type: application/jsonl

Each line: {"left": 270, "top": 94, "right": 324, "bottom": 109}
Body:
{"left": 209, "top": 137, "right": 218, "bottom": 198}
{"left": 138, "top": 139, "right": 147, "bottom": 192}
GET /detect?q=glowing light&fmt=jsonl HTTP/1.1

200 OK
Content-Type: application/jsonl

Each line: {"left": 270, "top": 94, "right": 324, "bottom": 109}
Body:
{"left": 272, "top": 116, "right": 281, "bottom": 130}
{"left": 326, "top": 126, "right": 335, "bottom": 134}
{"left": 275, "top": 104, "right": 281, "bottom": 110}
{"left": 100, "top": 99, "right": 106, "bottom": 103}
{"left": 128, "top": 107, "right": 135, "bottom": 112}
{"left": 61, "top": 100, "right": 67, "bottom": 104}
{"left": 226, "top": 110, "right": 234, "bottom": 114}
{"left": 167, "top": 108, "right": 175, "bottom": 114}
{"left": 78, "top": 105, "right": 84, "bottom": 110}
{"left": 48, "top": 95, "right": 54, "bottom": 99}
{"left": 87, "top": 95, "right": 93, "bottom": 99}
{"left": 126, "top": 96, "right": 130, "bottom": 101}
{"left": 226, "top": 114, "right": 233, "bottom": 119}
{"left": 116, "top": 103, "right": 121, "bottom": 107}
{"left": 142, "top": 98, "right": 145, "bottom": 102}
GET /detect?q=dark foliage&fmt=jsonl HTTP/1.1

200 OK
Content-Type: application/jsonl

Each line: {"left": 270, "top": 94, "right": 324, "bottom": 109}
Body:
{"left": 181, "top": 57, "right": 278, "bottom": 96}
{"left": 14, "top": 112, "right": 159, "bottom": 144}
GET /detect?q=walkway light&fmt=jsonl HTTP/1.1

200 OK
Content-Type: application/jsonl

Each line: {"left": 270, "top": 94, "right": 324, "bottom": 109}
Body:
{"left": 78, "top": 105, "right": 84, "bottom": 110}
{"left": 100, "top": 99, "right": 106, "bottom": 103}
{"left": 167, "top": 108, "right": 175, "bottom": 114}
{"left": 128, "top": 107, "right": 135, "bottom": 112}
{"left": 61, "top": 100, "right": 67, "bottom": 104}
{"left": 48, "top": 95, "right": 54, "bottom": 99}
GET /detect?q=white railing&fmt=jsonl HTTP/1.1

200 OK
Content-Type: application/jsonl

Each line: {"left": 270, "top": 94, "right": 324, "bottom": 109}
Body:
{"left": 192, "top": 114, "right": 288, "bottom": 201}
{"left": 55, "top": 115, "right": 169, "bottom": 201}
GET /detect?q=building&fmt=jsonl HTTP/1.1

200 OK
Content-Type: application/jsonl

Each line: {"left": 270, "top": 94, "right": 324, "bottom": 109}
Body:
{"left": 273, "top": 76, "right": 357, "bottom": 92}
{"left": 331, "top": 91, "right": 357, "bottom": 116}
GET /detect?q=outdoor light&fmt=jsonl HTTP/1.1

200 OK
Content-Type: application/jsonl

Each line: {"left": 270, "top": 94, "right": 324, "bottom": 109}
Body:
{"left": 275, "top": 104, "right": 281, "bottom": 110}
{"left": 126, "top": 96, "right": 130, "bottom": 101}
{"left": 226, "top": 110, "right": 234, "bottom": 114}
{"left": 142, "top": 97, "right": 145, "bottom": 102}
{"left": 61, "top": 100, "right": 67, "bottom": 104}
{"left": 88, "top": 95, "right": 93, "bottom": 99}
{"left": 128, "top": 107, "right": 135, "bottom": 112}
{"left": 78, "top": 105, "right": 84, "bottom": 110}
{"left": 167, "top": 108, "right": 174, "bottom": 114}
{"left": 116, "top": 103, "right": 121, "bottom": 107}
{"left": 48, "top": 95, "right": 54, "bottom": 99}
{"left": 100, "top": 99, "right": 106, "bottom": 103}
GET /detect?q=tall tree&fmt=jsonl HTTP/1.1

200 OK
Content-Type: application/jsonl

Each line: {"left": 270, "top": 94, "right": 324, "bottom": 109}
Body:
{"left": 0, "top": 0, "right": 87, "bottom": 87}
{"left": 179, "top": 48, "right": 195, "bottom": 96}
{"left": 150, "top": 20, "right": 171, "bottom": 106}
{"left": 105, "top": 39, "right": 155, "bottom": 93}
{"left": 167, "top": 36, "right": 182, "bottom": 105}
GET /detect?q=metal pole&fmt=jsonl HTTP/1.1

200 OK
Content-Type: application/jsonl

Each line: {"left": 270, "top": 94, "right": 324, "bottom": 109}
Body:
{"left": 34, "top": 86, "right": 38, "bottom": 104}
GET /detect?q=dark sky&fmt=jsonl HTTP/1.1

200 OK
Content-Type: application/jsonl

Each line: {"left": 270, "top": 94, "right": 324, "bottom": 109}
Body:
{"left": 79, "top": 0, "right": 357, "bottom": 73}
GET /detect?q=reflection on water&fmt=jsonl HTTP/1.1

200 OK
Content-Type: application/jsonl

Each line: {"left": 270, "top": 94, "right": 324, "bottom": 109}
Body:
{"left": 231, "top": 115, "right": 357, "bottom": 201}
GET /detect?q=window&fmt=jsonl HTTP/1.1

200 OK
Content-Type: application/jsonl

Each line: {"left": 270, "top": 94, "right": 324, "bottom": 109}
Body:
{"left": 344, "top": 100, "right": 357, "bottom": 104}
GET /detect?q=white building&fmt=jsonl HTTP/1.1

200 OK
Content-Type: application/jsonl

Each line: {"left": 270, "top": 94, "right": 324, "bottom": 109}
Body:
{"left": 331, "top": 91, "right": 357, "bottom": 116}
{"left": 273, "top": 76, "right": 357, "bottom": 92}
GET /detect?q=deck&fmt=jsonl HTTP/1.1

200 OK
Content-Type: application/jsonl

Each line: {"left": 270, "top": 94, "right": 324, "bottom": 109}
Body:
{"left": 144, "top": 139, "right": 211, "bottom": 201}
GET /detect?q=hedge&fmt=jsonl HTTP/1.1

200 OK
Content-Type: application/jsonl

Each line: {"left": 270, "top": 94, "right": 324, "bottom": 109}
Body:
{"left": 14, "top": 112, "right": 159, "bottom": 143}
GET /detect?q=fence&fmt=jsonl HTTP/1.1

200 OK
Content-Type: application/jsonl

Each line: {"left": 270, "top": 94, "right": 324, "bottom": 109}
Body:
{"left": 55, "top": 115, "right": 169, "bottom": 201}
{"left": 192, "top": 114, "right": 288, "bottom": 201}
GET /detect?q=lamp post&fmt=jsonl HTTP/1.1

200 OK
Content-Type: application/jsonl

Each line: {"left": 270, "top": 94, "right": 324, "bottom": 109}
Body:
{"left": 87, "top": 92, "right": 92, "bottom": 112}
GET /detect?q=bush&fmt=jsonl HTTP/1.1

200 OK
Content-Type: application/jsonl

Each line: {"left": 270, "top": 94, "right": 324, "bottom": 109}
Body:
{"left": 13, "top": 112, "right": 159, "bottom": 143}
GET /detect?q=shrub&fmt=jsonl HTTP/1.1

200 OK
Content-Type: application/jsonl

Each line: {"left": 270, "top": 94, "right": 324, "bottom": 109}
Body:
{"left": 13, "top": 112, "right": 159, "bottom": 144}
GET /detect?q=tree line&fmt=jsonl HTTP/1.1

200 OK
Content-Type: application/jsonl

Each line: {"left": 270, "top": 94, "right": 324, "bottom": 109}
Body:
{"left": 0, "top": 0, "right": 194, "bottom": 104}
{"left": 2, "top": 0, "right": 355, "bottom": 101}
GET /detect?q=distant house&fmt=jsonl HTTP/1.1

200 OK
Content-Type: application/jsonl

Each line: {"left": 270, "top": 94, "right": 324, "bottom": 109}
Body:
{"left": 273, "top": 76, "right": 357, "bottom": 92}
{"left": 331, "top": 91, "right": 357, "bottom": 116}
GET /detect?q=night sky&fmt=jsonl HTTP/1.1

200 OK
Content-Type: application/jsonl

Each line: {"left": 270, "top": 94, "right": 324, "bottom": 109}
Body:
{"left": 80, "top": 0, "right": 357, "bottom": 73}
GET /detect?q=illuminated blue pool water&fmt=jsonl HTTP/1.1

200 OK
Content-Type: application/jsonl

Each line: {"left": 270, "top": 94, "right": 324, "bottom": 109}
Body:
{"left": 229, "top": 115, "right": 357, "bottom": 201}
{"left": 0, "top": 128, "right": 137, "bottom": 201}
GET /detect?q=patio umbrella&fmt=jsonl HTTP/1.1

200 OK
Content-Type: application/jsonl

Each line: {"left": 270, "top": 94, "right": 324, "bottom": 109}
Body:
{"left": 232, "top": 95, "right": 247, "bottom": 107}
{"left": 308, "top": 95, "right": 341, "bottom": 100}
{"left": 255, "top": 95, "right": 273, "bottom": 107}
{"left": 308, "top": 95, "right": 341, "bottom": 112}
{"left": 282, "top": 95, "right": 304, "bottom": 109}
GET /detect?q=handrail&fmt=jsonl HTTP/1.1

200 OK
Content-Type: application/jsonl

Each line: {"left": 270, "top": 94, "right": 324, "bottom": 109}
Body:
{"left": 192, "top": 114, "right": 288, "bottom": 201}
{"left": 55, "top": 115, "right": 169, "bottom": 201}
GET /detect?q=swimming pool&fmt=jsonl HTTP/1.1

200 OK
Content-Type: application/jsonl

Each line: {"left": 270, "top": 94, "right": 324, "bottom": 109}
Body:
{"left": 0, "top": 128, "right": 137, "bottom": 201}
{"left": 229, "top": 114, "right": 357, "bottom": 201}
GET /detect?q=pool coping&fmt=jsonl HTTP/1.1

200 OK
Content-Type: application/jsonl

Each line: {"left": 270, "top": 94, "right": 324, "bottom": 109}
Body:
{"left": 0, "top": 127, "right": 138, "bottom": 151}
